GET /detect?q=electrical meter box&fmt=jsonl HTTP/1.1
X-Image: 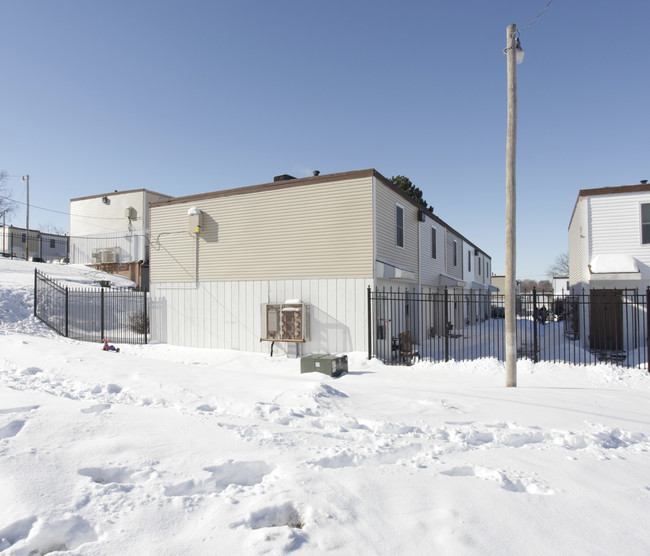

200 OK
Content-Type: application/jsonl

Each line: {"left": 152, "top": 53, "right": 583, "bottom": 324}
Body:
{"left": 300, "top": 354, "right": 348, "bottom": 377}
{"left": 261, "top": 302, "right": 309, "bottom": 342}
{"left": 188, "top": 208, "right": 203, "bottom": 234}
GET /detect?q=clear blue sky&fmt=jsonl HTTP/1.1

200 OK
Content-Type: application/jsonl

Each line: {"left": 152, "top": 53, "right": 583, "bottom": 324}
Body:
{"left": 1, "top": 0, "right": 648, "bottom": 280}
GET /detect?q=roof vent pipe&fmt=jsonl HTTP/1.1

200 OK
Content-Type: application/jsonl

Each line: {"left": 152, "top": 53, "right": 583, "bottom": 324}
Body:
{"left": 313, "top": 170, "right": 320, "bottom": 176}
{"left": 641, "top": 180, "right": 648, "bottom": 184}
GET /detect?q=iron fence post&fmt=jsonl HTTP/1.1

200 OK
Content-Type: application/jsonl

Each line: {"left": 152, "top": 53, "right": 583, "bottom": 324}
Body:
{"left": 444, "top": 288, "right": 449, "bottom": 362}
{"left": 101, "top": 287, "right": 105, "bottom": 341}
{"left": 533, "top": 287, "right": 538, "bottom": 363}
{"left": 65, "top": 286, "right": 69, "bottom": 338}
{"left": 647, "top": 287, "right": 650, "bottom": 372}
{"left": 33, "top": 269, "right": 38, "bottom": 317}
{"left": 144, "top": 289, "right": 148, "bottom": 345}
{"left": 367, "top": 286, "right": 372, "bottom": 360}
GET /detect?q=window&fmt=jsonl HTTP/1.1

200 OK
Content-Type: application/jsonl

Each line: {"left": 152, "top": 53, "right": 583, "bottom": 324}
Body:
{"left": 642, "top": 204, "right": 650, "bottom": 244}
{"left": 21, "top": 233, "right": 26, "bottom": 243}
{"left": 453, "top": 240, "right": 458, "bottom": 266}
{"left": 396, "top": 205, "right": 404, "bottom": 248}
{"left": 478, "top": 256, "right": 481, "bottom": 275}
{"left": 431, "top": 227, "right": 437, "bottom": 259}
{"left": 468, "top": 250, "right": 471, "bottom": 272}
{"left": 49, "top": 239, "right": 55, "bottom": 249}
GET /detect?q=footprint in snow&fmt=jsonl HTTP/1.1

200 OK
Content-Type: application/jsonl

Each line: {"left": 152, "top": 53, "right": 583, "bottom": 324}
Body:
{"left": 81, "top": 404, "right": 111, "bottom": 414}
{"left": 0, "top": 420, "right": 25, "bottom": 439}
{"left": 0, "top": 405, "right": 39, "bottom": 415}
{"left": 165, "top": 460, "right": 274, "bottom": 497}
{"left": 5, "top": 515, "right": 97, "bottom": 554}
{"left": 78, "top": 466, "right": 153, "bottom": 489}
{"left": 441, "top": 465, "right": 554, "bottom": 495}
{"left": 232, "top": 501, "right": 304, "bottom": 530}
{"left": 0, "top": 516, "right": 37, "bottom": 551}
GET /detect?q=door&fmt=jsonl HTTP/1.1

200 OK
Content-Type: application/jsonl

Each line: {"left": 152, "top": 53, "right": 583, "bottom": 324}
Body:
{"left": 589, "top": 289, "right": 623, "bottom": 350}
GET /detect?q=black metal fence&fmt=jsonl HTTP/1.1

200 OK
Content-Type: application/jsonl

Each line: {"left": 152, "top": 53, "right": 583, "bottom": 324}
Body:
{"left": 34, "top": 270, "right": 149, "bottom": 345}
{"left": 368, "top": 287, "right": 649, "bottom": 368}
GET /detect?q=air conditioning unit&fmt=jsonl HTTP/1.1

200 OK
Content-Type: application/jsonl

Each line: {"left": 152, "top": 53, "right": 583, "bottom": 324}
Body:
{"left": 91, "top": 248, "right": 118, "bottom": 264}
{"left": 101, "top": 248, "right": 117, "bottom": 263}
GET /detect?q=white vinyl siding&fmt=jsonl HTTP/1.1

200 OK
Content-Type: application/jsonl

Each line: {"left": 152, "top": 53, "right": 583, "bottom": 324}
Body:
{"left": 150, "top": 177, "right": 374, "bottom": 282}
{"left": 571, "top": 191, "right": 650, "bottom": 288}
{"left": 70, "top": 190, "right": 163, "bottom": 236}
{"left": 374, "top": 179, "right": 418, "bottom": 278}
{"left": 444, "top": 231, "right": 463, "bottom": 280}
{"left": 568, "top": 200, "right": 585, "bottom": 288}
{"left": 150, "top": 278, "right": 371, "bottom": 353}
{"left": 588, "top": 194, "right": 649, "bottom": 257}
{"left": 419, "top": 222, "right": 446, "bottom": 287}
{"left": 69, "top": 189, "right": 170, "bottom": 264}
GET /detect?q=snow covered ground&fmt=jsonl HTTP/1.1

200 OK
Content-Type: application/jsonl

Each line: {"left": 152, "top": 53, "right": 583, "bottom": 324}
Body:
{"left": 1, "top": 258, "right": 650, "bottom": 555}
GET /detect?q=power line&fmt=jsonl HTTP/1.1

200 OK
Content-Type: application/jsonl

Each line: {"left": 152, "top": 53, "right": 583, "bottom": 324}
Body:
{"left": 518, "top": 0, "right": 556, "bottom": 33}
{"left": 0, "top": 194, "right": 132, "bottom": 221}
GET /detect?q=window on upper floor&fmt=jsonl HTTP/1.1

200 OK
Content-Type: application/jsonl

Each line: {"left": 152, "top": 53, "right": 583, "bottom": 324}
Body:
{"left": 431, "top": 227, "right": 437, "bottom": 259}
{"left": 50, "top": 239, "right": 55, "bottom": 249}
{"left": 21, "top": 233, "right": 26, "bottom": 243}
{"left": 468, "top": 250, "right": 471, "bottom": 272}
{"left": 642, "top": 204, "right": 650, "bottom": 244}
{"left": 453, "top": 240, "right": 458, "bottom": 266}
{"left": 396, "top": 204, "right": 404, "bottom": 248}
{"left": 478, "top": 256, "right": 481, "bottom": 275}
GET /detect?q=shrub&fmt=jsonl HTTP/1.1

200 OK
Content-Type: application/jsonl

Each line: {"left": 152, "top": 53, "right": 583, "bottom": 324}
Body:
{"left": 129, "top": 311, "right": 150, "bottom": 334}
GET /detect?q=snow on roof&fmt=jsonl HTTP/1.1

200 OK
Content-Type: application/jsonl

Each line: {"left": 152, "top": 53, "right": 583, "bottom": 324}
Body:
{"left": 589, "top": 254, "right": 639, "bottom": 274}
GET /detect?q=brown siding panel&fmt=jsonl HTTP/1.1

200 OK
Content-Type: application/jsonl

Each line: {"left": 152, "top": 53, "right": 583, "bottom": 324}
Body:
{"left": 150, "top": 177, "right": 374, "bottom": 282}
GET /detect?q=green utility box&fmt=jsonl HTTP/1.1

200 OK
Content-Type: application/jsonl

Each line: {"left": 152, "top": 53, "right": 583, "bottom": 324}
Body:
{"left": 300, "top": 354, "right": 348, "bottom": 377}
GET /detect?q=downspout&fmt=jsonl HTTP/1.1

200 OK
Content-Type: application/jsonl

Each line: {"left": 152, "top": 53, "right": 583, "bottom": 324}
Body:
{"left": 372, "top": 177, "right": 377, "bottom": 288}
{"left": 417, "top": 211, "right": 421, "bottom": 291}
{"left": 142, "top": 189, "right": 147, "bottom": 262}
{"left": 195, "top": 233, "right": 199, "bottom": 288}
{"left": 371, "top": 177, "right": 378, "bottom": 355}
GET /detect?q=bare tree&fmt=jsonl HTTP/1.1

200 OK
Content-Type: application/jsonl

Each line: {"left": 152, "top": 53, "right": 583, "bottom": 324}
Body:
{"left": 520, "top": 279, "right": 537, "bottom": 293}
{"left": 547, "top": 252, "right": 569, "bottom": 278}
{"left": 38, "top": 222, "right": 66, "bottom": 235}
{"left": 0, "top": 170, "right": 17, "bottom": 217}
{"left": 537, "top": 280, "right": 553, "bottom": 292}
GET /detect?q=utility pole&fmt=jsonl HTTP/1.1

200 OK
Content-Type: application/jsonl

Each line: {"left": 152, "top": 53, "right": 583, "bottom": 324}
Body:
{"left": 505, "top": 24, "right": 521, "bottom": 387}
{"left": 22, "top": 175, "right": 30, "bottom": 261}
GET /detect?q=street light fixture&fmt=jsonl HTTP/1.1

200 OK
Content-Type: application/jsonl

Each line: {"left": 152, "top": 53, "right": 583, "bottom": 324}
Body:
{"left": 21, "top": 174, "right": 29, "bottom": 261}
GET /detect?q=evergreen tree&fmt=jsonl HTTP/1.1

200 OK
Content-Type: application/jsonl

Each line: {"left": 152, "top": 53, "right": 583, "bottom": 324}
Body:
{"left": 390, "top": 175, "right": 433, "bottom": 213}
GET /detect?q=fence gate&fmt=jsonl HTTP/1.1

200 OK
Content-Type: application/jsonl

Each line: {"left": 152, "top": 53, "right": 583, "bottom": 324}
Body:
{"left": 34, "top": 270, "right": 149, "bottom": 345}
{"left": 368, "top": 286, "right": 649, "bottom": 368}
